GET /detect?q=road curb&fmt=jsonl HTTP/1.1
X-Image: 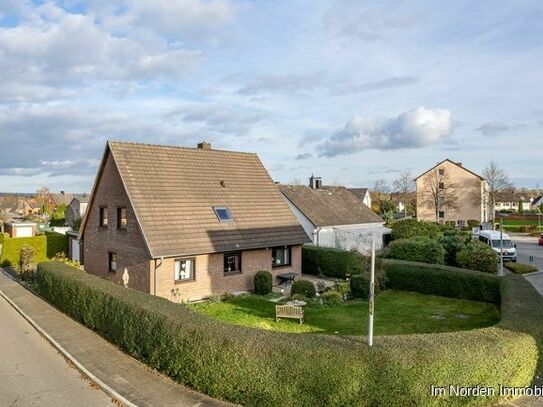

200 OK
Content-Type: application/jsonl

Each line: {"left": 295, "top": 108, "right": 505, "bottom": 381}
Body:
{"left": 0, "top": 270, "right": 138, "bottom": 407}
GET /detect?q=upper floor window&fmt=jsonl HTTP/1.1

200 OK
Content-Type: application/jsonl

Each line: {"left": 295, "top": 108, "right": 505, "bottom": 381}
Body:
{"left": 175, "top": 258, "right": 195, "bottom": 281}
{"left": 438, "top": 182, "right": 445, "bottom": 190}
{"left": 438, "top": 168, "right": 445, "bottom": 176}
{"left": 224, "top": 252, "right": 242, "bottom": 274}
{"left": 99, "top": 207, "right": 108, "bottom": 227}
{"left": 272, "top": 246, "right": 291, "bottom": 268}
{"left": 213, "top": 206, "right": 233, "bottom": 222}
{"left": 117, "top": 207, "right": 127, "bottom": 229}
{"left": 108, "top": 252, "right": 117, "bottom": 273}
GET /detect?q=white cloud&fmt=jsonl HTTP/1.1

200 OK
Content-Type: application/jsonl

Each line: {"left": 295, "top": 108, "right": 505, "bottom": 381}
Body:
{"left": 124, "top": 0, "right": 235, "bottom": 39}
{"left": 318, "top": 107, "right": 452, "bottom": 157}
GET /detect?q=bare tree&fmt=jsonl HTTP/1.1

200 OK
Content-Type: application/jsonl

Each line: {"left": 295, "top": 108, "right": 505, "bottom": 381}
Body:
{"left": 372, "top": 179, "right": 390, "bottom": 214}
{"left": 419, "top": 169, "right": 458, "bottom": 222}
{"left": 36, "top": 187, "right": 50, "bottom": 214}
{"left": 483, "top": 162, "right": 513, "bottom": 221}
{"left": 393, "top": 171, "right": 415, "bottom": 217}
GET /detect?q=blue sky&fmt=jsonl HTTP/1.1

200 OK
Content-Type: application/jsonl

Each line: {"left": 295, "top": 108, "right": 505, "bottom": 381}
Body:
{"left": 0, "top": 0, "right": 541, "bottom": 192}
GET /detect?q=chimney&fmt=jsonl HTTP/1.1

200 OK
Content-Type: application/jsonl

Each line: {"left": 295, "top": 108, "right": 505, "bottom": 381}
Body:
{"left": 197, "top": 141, "right": 211, "bottom": 150}
{"left": 61, "top": 190, "right": 65, "bottom": 195}
{"left": 309, "top": 175, "right": 322, "bottom": 189}
{"left": 315, "top": 178, "right": 322, "bottom": 189}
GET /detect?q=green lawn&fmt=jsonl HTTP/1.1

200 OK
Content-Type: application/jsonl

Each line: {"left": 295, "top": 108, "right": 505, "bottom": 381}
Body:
{"left": 502, "top": 219, "right": 542, "bottom": 226}
{"left": 188, "top": 290, "right": 500, "bottom": 336}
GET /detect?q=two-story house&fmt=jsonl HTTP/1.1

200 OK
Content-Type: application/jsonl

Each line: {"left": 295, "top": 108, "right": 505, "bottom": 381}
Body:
{"left": 79, "top": 141, "right": 309, "bottom": 302}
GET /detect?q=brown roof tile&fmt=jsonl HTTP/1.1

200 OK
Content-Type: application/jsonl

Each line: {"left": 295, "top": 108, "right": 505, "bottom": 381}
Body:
{"left": 105, "top": 141, "right": 309, "bottom": 258}
{"left": 279, "top": 185, "right": 384, "bottom": 227}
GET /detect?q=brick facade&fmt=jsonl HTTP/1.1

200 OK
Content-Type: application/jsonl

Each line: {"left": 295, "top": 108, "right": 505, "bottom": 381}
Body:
{"left": 82, "top": 151, "right": 151, "bottom": 293}
{"left": 83, "top": 149, "right": 303, "bottom": 302}
{"left": 152, "top": 246, "right": 302, "bottom": 302}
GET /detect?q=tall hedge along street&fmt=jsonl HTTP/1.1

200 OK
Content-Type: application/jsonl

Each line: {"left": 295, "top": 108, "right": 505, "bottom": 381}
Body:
{"left": 34, "top": 261, "right": 542, "bottom": 407}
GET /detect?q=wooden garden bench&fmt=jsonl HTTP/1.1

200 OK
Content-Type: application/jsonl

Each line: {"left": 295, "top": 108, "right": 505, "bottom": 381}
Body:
{"left": 276, "top": 304, "right": 304, "bottom": 324}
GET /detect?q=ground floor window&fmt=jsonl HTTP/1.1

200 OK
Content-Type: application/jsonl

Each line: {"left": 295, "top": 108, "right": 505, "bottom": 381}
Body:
{"left": 272, "top": 246, "right": 291, "bottom": 268}
{"left": 108, "top": 252, "right": 117, "bottom": 273}
{"left": 438, "top": 211, "right": 445, "bottom": 219}
{"left": 224, "top": 252, "right": 242, "bottom": 274}
{"left": 175, "top": 258, "right": 195, "bottom": 281}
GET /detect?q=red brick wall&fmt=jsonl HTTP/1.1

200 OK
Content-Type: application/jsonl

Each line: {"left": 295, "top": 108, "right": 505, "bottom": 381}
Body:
{"left": 82, "top": 151, "right": 151, "bottom": 292}
{"left": 153, "top": 245, "right": 302, "bottom": 302}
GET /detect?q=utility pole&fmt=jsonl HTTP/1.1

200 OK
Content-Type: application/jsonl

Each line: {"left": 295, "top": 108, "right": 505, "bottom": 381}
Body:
{"left": 368, "top": 239, "right": 375, "bottom": 347}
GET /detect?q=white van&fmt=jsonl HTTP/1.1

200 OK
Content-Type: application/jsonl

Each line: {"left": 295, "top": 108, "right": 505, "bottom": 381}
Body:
{"left": 477, "top": 230, "right": 517, "bottom": 262}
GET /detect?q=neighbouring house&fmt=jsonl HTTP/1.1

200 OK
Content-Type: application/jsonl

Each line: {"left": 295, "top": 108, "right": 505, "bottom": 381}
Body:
{"left": 79, "top": 141, "right": 309, "bottom": 302}
{"left": 3, "top": 221, "right": 36, "bottom": 238}
{"left": 65, "top": 194, "right": 89, "bottom": 227}
{"left": 279, "top": 177, "right": 390, "bottom": 254}
{"left": 0, "top": 196, "right": 25, "bottom": 217}
{"left": 24, "top": 198, "right": 41, "bottom": 216}
{"left": 415, "top": 159, "right": 490, "bottom": 225}
{"left": 348, "top": 188, "right": 372, "bottom": 208}
{"left": 494, "top": 191, "right": 533, "bottom": 212}
{"left": 50, "top": 191, "right": 75, "bottom": 208}
{"left": 532, "top": 196, "right": 543, "bottom": 210}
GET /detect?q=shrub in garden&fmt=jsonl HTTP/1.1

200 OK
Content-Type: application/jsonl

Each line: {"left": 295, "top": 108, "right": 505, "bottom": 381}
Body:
{"left": 321, "top": 290, "right": 343, "bottom": 305}
{"left": 439, "top": 229, "right": 468, "bottom": 267}
{"left": 385, "top": 237, "right": 445, "bottom": 265}
{"left": 456, "top": 241, "right": 498, "bottom": 274}
{"left": 254, "top": 270, "right": 272, "bottom": 294}
{"left": 350, "top": 273, "right": 369, "bottom": 299}
{"left": 18, "top": 245, "right": 36, "bottom": 281}
{"left": 302, "top": 246, "right": 367, "bottom": 278}
{"left": 290, "top": 279, "right": 316, "bottom": 298}
{"left": 389, "top": 219, "right": 441, "bottom": 240}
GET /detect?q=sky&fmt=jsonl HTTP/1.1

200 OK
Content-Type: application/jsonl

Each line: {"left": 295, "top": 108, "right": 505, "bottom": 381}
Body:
{"left": 0, "top": 0, "right": 542, "bottom": 193}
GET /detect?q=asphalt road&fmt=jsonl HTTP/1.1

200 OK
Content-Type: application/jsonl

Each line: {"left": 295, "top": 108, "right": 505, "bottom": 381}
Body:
{"left": 510, "top": 233, "right": 543, "bottom": 271}
{"left": 0, "top": 296, "right": 115, "bottom": 407}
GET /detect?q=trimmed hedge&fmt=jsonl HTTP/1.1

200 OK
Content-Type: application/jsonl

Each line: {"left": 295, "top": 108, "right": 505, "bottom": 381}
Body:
{"left": 45, "top": 234, "right": 68, "bottom": 258}
{"left": 34, "top": 261, "right": 541, "bottom": 406}
{"left": 389, "top": 219, "right": 441, "bottom": 240}
{"left": 0, "top": 236, "right": 47, "bottom": 267}
{"left": 0, "top": 234, "right": 68, "bottom": 267}
{"left": 385, "top": 237, "right": 445, "bottom": 265}
{"left": 302, "top": 245, "right": 367, "bottom": 278}
{"left": 380, "top": 259, "right": 501, "bottom": 303}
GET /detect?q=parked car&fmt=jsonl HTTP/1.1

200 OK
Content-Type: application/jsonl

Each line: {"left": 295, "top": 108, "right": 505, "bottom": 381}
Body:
{"left": 539, "top": 233, "right": 543, "bottom": 246}
{"left": 478, "top": 230, "right": 517, "bottom": 262}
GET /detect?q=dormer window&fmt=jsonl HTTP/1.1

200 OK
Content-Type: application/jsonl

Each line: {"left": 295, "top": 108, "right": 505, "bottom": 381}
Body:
{"left": 213, "top": 207, "right": 233, "bottom": 222}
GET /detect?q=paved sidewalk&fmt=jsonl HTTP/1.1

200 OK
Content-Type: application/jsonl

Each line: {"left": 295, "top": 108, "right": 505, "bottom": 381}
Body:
{"left": 0, "top": 269, "right": 233, "bottom": 407}
{"left": 525, "top": 272, "right": 543, "bottom": 297}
